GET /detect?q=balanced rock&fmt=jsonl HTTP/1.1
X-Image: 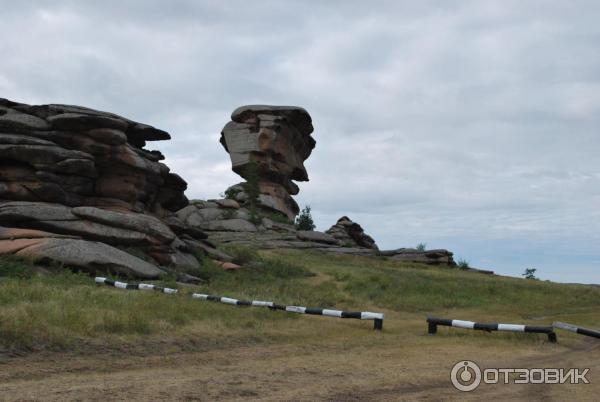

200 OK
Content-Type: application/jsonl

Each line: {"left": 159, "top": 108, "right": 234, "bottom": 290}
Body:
{"left": 220, "top": 105, "right": 315, "bottom": 220}
{"left": 326, "top": 216, "right": 378, "bottom": 250}
{"left": 0, "top": 98, "right": 206, "bottom": 278}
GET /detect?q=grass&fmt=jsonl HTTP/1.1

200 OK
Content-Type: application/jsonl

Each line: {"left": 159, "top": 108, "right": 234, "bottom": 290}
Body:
{"left": 0, "top": 255, "right": 36, "bottom": 279}
{"left": 261, "top": 210, "right": 293, "bottom": 225}
{"left": 0, "top": 249, "right": 599, "bottom": 352}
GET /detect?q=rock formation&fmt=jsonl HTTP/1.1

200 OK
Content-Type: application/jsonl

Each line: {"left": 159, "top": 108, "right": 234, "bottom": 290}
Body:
{"left": 219, "top": 105, "right": 315, "bottom": 220}
{"left": 176, "top": 200, "right": 380, "bottom": 256}
{"left": 0, "top": 98, "right": 207, "bottom": 278}
{"left": 379, "top": 248, "right": 455, "bottom": 265}
{"left": 0, "top": 97, "right": 460, "bottom": 275}
{"left": 326, "top": 216, "right": 378, "bottom": 250}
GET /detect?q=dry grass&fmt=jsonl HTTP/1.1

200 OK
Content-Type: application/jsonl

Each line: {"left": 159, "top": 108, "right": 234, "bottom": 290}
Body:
{"left": 1, "top": 250, "right": 599, "bottom": 352}
{"left": 1, "top": 250, "right": 599, "bottom": 400}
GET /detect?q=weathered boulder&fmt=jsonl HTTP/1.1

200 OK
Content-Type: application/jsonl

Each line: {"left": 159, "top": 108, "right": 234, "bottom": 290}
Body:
{"left": 379, "top": 248, "right": 455, "bottom": 265}
{"left": 0, "top": 98, "right": 205, "bottom": 278}
{"left": 20, "top": 239, "right": 165, "bottom": 278}
{"left": 219, "top": 105, "right": 315, "bottom": 219}
{"left": 0, "top": 226, "right": 163, "bottom": 278}
{"left": 296, "top": 230, "right": 340, "bottom": 245}
{"left": 326, "top": 216, "right": 378, "bottom": 250}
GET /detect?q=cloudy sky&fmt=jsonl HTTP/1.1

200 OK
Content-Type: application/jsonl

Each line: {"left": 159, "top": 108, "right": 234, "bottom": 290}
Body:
{"left": 2, "top": 1, "right": 599, "bottom": 283}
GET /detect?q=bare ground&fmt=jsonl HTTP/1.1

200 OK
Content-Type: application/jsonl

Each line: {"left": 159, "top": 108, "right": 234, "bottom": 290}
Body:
{"left": 1, "top": 328, "right": 598, "bottom": 401}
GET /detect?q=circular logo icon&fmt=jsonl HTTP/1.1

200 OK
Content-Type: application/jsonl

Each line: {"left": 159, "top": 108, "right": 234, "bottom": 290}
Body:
{"left": 451, "top": 360, "right": 481, "bottom": 392}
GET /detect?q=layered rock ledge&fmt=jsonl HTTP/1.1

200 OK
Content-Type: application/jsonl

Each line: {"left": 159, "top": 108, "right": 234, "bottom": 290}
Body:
{"left": 176, "top": 200, "right": 380, "bottom": 256}
{"left": 0, "top": 98, "right": 207, "bottom": 278}
{"left": 379, "top": 248, "right": 455, "bottom": 265}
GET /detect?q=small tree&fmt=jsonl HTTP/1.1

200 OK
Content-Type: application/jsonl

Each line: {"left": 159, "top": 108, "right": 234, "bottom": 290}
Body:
{"left": 457, "top": 258, "right": 470, "bottom": 269}
{"left": 295, "top": 205, "right": 316, "bottom": 231}
{"left": 522, "top": 268, "right": 538, "bottom": 280}
{"left": 224, "top": 187, "right": 241, "bottom": 200}
{"left": 416, "top": 243, "right": 427, "bottom": 251}
{"left": 242, "top": 161, "right": 261, "bottom": 208}
{"left": 242, "top": 162, "right": 262, "bottom": 224}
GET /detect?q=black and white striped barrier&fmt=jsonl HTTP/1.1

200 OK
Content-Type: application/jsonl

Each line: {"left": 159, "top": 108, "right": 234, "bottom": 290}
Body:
{"left": 553, "top": 321, "right": 600, "bottom": 340}
{"left": 192, "top": 294, "right": 384, "bottom": 330}
{"left": 95, "top": 277, "right": 178, "bottom": 293}
{"left": 95, "top": 277, "right": 384, "bottom": 330}
{"left": 427, "top": 317, "right": 557, "bottom": 342}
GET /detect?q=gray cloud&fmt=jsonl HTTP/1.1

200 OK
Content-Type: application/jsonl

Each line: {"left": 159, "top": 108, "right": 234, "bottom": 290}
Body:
{"left": 1, "top": 0, "right": 599, "bottom": 283}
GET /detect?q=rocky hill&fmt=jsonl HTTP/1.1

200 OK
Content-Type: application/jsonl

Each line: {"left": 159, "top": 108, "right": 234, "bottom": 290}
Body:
{"left": 0, "top": 99, "right": 459, "bottom": 278}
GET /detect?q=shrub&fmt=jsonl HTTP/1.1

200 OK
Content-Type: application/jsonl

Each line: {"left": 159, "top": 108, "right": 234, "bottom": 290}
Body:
{"left": 416, "top": 243, "right": 427, "bottom": 251}
{"left": 248, "top": 209, "right": 262, "bottom": 225}
{"left": 0, "top": 255, "right": 35, "bottom": 279}
{"left": 195, "top": 258, "right": 227, "bottom": 282}
{"left": 522, "top": 268, "right": 538, "bottom": 280}
{"left": 263, "top": 210, "right": 293, "bottom": 225}
{"left": 224, "top": 187, "right": 241, "bottom": 200}
{"left": 221, "top": 245, "right": 260, "bottom": 265}
{"left": 242, "top": 161, "right": 261, "bottom": 208}
{"left": 295, "top": 205, "right": 316, "bottom": 231}
{"left": 221, "top": 208, "right": 237, "bottom": 220}
{"left": 457, "top": 259, "right": 470, "bottom": 269}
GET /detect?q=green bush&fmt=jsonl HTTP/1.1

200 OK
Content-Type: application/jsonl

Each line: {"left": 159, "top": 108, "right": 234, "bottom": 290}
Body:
{"left": 221, "top": 208, "right": 237, "bottom": 220}
{"left": 263, "top": 210, "right": 293, "bottom": 225}
{"left": 242, "top": 162, "right": 261, "bottom": 207}
{"left": 221, "top": 245, "right": 260, "bottom": 265}
{"left": 457, "top": 258, "right": 470, "bottom": 269}
{"left": 416, "top": 243, "right": 427, "bottom": 251}
{"left": 224, "top": 187, "right": 241, "bottom": 200}
{"left": 295, "top": 205, "right": 316, "bottom": 231}
{"left": 522, "top": 268, "right": 538, "bottom": 280}
{"left": 195, "top": 259, "right": 227, "bottom": 282}
{"left": 0, "top": 255, "right": 35, "bottom": 279}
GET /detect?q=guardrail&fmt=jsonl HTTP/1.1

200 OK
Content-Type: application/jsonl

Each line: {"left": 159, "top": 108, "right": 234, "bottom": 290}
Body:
{"left": 553, "top": 321, "right": 600, "bottom": 339}
{"left": 95, "top": 277, "right": 384, "bottom": 330}
{"left": 427, "top": 317, "right": 557, "bottom": 342}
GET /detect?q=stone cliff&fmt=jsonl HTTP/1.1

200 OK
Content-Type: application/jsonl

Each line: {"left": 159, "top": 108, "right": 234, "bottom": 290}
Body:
{"left": 0, "top": 98, "right": 211, "bottom": 279}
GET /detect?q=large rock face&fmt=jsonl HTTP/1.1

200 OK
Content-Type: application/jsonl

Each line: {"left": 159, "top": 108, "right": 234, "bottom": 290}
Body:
{"left": 0, "top": 98, "right": 204, "bottom": 278}
{"left": 219, "top": 105, "right": 315, "bottom": 220}
{"left": 0, "top": 98, "right": 187, "bottom": 213}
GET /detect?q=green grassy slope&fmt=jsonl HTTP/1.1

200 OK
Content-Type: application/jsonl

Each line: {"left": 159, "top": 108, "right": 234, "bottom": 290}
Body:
{"left": 1, "top": 250, "right": 599, "bottom": 351}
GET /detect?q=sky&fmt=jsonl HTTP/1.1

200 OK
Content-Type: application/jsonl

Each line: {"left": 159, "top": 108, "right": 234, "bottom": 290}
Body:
{"left": 1, "top": 1, "right": 599, "bottom": 283}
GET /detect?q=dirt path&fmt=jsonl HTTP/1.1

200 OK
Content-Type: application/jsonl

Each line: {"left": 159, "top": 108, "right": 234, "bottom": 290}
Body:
{"left": 1, "top": 337, "right": 598, "bottom": 401}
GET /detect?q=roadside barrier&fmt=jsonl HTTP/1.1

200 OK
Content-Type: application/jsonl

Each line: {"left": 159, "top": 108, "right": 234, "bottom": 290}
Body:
{"left": 95, "top": 277, "right": 384, "bottom": 330}
{"left": 427, "top": 317, "right": 557, "bottom": 342}
{"left": 95, "top": 277, "right": 178, "bottom": 293}
{"left": 553, "top": 321, "right": 600, "bottom": 340}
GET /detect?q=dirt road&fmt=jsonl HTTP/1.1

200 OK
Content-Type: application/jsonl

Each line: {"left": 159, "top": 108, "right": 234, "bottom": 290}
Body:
{"left": 1, "top": 334, "right": 598, "bottom": 401}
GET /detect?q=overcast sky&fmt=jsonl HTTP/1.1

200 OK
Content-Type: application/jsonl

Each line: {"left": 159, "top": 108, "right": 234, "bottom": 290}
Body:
{"left": 2, "top": 1, "right": 599, "bottom": 283}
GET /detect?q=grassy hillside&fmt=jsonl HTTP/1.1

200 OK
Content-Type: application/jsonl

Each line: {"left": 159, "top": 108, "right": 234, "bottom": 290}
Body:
{"left": 1, "top": 249, "right": 599, "bottom": 352}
